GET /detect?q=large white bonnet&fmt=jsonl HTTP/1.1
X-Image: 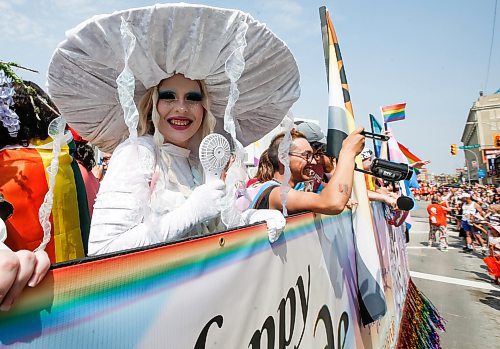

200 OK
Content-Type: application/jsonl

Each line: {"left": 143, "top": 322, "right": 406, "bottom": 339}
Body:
{"left": 47, "top": 3, "right": 300, "bottom": 152}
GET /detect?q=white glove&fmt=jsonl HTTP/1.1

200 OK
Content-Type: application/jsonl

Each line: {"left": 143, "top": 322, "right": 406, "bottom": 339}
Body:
{"left": 89, "top": 180, "right": 226, "bottom": 255}
{"left": 241, "top": 209, "right": 286, "bottom": 243}
{"left": 185, "top": 180, "right": 226, "bottom": 224}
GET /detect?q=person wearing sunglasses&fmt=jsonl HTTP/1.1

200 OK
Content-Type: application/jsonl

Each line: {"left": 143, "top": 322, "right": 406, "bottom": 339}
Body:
{"left": 294, "top": 121, "right": 336, "bottom": 193}
{"left": 249, "top": 128, "right": 364, "bottom": 214}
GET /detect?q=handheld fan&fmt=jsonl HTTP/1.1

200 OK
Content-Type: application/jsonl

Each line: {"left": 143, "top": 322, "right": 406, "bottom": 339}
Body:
{"left": 199, "top": 133, "right": 231, "bottom": 183}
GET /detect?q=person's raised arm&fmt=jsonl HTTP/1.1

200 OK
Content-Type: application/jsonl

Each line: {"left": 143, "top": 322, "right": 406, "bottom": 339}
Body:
{"left": 475, "top": 202, "right": 485, "bottom": 216}
{"left": 269, "top": 127, "right": 365, "bottom": 215}
{"left": 442, "top": 205, "right": 453, "bottom": 213}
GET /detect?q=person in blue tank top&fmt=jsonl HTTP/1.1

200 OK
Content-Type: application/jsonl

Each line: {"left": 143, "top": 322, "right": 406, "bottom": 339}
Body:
{"left": 251, "top": 128, "right": 365, "bottom": 214}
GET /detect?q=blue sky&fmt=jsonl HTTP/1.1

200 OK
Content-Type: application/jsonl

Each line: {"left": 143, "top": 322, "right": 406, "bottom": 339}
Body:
{"left": 1, "top": 0, "right": 498, "bottom": 174}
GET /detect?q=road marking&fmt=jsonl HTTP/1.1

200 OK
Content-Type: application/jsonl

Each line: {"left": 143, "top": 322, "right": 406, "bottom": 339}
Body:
{"left": 410, "top": 271, "right": 500, "bottom": 291}
{"left": 407, "top": 246, "right": 457, "bottom": 250}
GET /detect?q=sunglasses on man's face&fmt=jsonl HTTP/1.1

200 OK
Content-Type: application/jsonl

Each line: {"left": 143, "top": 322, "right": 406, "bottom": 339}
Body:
{"left": 289, "top": 151, "right": 315, "bottom": 163}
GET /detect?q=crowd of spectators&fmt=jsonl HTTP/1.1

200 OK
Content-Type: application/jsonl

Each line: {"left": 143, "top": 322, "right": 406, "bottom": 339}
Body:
{"left": 421, "top": 183, "right": 500, "bottom": 283}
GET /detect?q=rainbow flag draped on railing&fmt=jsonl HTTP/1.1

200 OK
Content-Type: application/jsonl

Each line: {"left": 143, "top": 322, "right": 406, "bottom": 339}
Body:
{"left": 320, "top": 6, "right": 387, "bottom": 326}
{"left": 382, "top": 103, "right": 406, "bottom": 123}
{"left": 0, "top": 138, "right": 89, "bottom": 262}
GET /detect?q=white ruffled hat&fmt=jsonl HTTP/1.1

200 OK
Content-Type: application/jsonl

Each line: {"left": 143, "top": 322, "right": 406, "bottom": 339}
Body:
{"left": 47, "top": 3, "right": 300, "bottom": 152}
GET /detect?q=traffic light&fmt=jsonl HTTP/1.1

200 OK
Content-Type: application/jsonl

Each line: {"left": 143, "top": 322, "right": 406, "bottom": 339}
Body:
{"left": 495, "top": 134, "right": 500, "bottom": 148}
{"left": 450, "top": 144, "right": 457, "bottom": 155}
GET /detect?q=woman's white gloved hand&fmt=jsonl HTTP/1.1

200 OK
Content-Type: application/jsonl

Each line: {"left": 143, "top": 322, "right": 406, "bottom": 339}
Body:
{"left": 241, "top": 209, "right": 286, "bottom": 243}
{"left": 186, "top": 180, "right": 226, "bottom": 223}
{"left": 265, "top": 210, "right": 287, "bottom": 243}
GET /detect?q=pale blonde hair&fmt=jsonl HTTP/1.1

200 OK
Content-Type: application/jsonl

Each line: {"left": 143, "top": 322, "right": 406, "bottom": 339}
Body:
{"left": 137, "top": 78, "right": 216, "bottom": 145}
{"left": 137, "top": 77, "right": 216, "bottom": 196}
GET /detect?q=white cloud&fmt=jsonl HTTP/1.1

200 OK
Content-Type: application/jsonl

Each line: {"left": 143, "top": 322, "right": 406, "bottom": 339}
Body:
{"left": 262, "top": 0, "right": 303, "bottom": 14}
{"left": 0, "top": 2, "right": 48, "bottom": 42}
{"left": 256, "top": 0, "right": 316, "bottom": 42}
{"left": 4, "top": 0, "right": 27, "bottom": 5}
{"left": 40, "top": 0, "right": 117, "bottom": 19}
{"left": 0, "top": 0, "right": 125, "bottom": 51}
{"left": 259, "top": 0, "right": 303, "bottom": 29}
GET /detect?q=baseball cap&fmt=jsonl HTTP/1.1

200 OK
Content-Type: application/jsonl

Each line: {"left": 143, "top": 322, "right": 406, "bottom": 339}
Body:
{"left": 295, "top": 122, "right": 326, "bottom": 144}
{"left": 461, "top": 193, "right": 471, "bottom": 198}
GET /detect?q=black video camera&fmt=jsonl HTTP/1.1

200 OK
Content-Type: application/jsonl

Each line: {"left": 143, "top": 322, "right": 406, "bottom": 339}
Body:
{"left": 355, "top": 158, "right": 413, "bottom": 182}
{"left": 369, "top": 158, "right": 413, "bottom": 182}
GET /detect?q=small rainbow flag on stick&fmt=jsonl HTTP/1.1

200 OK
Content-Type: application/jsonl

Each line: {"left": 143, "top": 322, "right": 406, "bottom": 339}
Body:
{"left": 381, "top": 103, "right": 406, "bottom": 123}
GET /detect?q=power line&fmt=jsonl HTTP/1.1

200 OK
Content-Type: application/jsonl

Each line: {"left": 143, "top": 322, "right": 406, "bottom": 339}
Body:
{"left": 484, "top": 0, "right": 498, "bottom": 92}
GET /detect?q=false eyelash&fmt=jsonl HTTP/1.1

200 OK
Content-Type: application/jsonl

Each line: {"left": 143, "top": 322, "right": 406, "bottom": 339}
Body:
{"left": 158, "top": 90, "right": 176, "bottom": 100}
{"left": 185, "top": 92, "right": 203, "bottom": 101}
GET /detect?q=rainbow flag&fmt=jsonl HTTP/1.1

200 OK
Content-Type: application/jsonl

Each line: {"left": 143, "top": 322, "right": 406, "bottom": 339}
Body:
{"left": 398, "top": 142, "right": 422, "bottom": 165}
{"left": 0, "top": 138, "right": 89, "bottom": 262}
{"left": 382, "top": 103, "right": 406, "bottom": 123}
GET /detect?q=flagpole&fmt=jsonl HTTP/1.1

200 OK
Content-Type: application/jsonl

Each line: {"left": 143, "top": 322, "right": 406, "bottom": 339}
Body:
{"left": 369, "top": 114, "right": 377, "bottom": 153}
{"left": 381, "top": 107, "right": 390, "bottom": 161}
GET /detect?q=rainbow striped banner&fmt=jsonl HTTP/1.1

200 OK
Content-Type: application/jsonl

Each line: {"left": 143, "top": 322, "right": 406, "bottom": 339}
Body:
{"left": 382, "top": 103, "right": 406, "bottom": 123}
{"left": 0, "top": 204, "right": 444, "bottom": 348}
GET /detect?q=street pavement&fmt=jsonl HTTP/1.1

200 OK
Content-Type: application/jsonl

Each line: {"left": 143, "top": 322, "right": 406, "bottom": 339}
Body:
{"left": 407, "top": 200, "right": 500, "bottom": 349}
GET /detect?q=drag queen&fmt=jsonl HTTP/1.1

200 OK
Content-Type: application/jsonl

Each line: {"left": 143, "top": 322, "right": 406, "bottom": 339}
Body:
{"left": 48, "top": 3, "right": 301, "bottom": 254}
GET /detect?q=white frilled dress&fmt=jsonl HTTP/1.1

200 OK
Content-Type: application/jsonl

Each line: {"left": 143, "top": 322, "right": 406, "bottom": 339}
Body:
{"left": 88, "top": 135, "right": 214, "bottom": 255}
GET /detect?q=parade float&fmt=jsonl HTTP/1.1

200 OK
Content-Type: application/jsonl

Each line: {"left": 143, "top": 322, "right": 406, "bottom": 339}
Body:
{"left": 0, "top": 4, "right": 444, "bottom": 348}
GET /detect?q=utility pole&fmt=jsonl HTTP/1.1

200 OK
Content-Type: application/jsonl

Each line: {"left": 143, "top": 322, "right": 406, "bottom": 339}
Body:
{"left": 463, "top": 148, "right": 481, "bottom": 184}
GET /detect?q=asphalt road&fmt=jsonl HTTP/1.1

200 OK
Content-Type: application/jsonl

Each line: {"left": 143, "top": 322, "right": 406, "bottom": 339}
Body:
{"left": 407, "top": 201, "right": 500, "bottom": 349}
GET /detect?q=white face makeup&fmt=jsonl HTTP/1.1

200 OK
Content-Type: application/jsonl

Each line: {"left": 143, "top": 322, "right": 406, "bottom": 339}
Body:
{"left": 156, "top": 74, "right": 205, "bottom": 148}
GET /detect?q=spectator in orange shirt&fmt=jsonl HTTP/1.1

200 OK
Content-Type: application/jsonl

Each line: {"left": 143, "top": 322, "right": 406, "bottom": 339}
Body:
{"left": 427, "top": 197, "right": 452, "bottom": 251}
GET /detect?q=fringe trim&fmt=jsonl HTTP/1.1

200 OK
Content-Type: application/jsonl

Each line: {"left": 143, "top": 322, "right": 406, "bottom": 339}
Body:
{"left": 396, "top": 278, "right": 446, "bottom": 349}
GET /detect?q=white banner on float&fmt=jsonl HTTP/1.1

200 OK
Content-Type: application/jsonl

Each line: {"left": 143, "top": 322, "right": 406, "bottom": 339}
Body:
{"left": 139, "top": 213, "right": 361, "bottom": 348}
{"left": 0, "top": 207, "right": 408, "bottom": 349}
